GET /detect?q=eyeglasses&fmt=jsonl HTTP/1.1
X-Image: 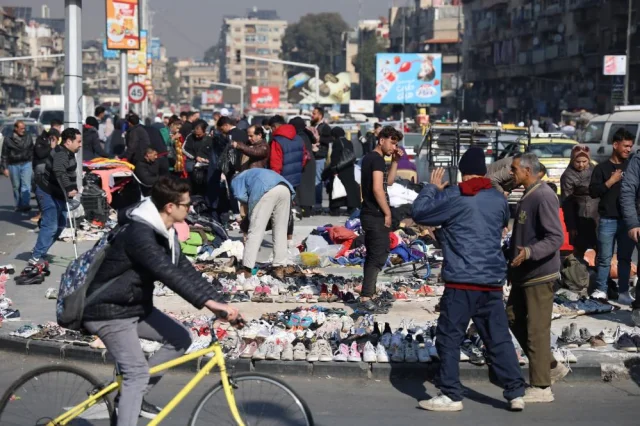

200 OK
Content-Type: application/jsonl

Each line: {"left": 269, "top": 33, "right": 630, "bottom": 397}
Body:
{"left": 176, "top": 201, "right": 192, "bottom": 208}
{"left": 572, "top": 145, "right": 590, "bottom": 153}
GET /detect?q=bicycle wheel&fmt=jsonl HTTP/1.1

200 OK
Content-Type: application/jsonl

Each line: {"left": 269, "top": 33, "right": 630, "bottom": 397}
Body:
{"left": 0, "top": 365, "right": 114, "bottom": 425}
{"left": 189, "top": 372, "right": 314, "bottom": 426}
{"left": 383, "top": 260, "right": 429, "bottom": 276}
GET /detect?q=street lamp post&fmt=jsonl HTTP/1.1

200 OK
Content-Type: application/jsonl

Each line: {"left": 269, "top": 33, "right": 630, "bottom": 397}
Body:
{"left": 64, "top": 0, "right": 83, "bottom": 188}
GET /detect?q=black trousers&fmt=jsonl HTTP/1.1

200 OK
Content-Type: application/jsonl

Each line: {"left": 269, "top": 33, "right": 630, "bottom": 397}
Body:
{"left": 361, "top": 214, "right": 390, "bottom": 298}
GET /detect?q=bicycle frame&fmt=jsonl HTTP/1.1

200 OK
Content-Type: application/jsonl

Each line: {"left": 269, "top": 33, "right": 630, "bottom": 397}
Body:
{"left": 48, "top": 343, "right": 245, "bottom": 426}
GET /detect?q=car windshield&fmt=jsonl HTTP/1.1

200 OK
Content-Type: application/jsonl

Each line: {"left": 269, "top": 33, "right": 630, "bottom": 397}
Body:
{"left": 580, "top": 122, "right": 605, "bottom": 144}
{"left": 40, "top": 110, "right": 64, "bottom": 125}
{"left": 530, "top": 143, "right": 574, "bottom": 158}
{"left": 29, "top": 109, "right": 40, "bottom": 119}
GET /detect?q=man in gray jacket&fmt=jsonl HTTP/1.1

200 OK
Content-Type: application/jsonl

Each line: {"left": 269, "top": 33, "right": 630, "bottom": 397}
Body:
{"left": 1, "top": 120, "right": 34, "bottom": 211}
{"left": 619, "top": 153, "right": 640, "bottom": 326}
{"left": 508, "top": 152, "right": 566, "bottom": 403}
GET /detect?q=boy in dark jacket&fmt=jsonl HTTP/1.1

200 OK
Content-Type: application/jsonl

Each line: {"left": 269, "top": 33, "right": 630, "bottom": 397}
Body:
{"left": 508, "top": 152, "right": 566, "bottom": 403}
{"left": 413, "top": 147, "right": 526, "bottom": 413}
{"left": 136, "top": 148, "right": 160, "bottom": 196}
{"left": 83, "top": 176, "right": 241, "bottom": 424}
{"left": 82, "top": 116, "right": 111, "bottom": 161}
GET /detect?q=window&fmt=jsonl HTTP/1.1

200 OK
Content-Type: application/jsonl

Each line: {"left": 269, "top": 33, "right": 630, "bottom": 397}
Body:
{"left": 40, "top": 110, "right": 64, "bottom": 125}
{"left": 529, "top": 143, "right": 574, "bottom": 158}
{"left": 234, "top": 70, "right": 242, "bottom": 76}
{"left": 607, "top": 124, "right": 639, "bottom": 145}
{"left": 580, "top": 122, "right": 604, "bottom": 144}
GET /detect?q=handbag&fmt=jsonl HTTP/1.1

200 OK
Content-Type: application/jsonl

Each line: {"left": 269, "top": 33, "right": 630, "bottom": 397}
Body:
{"left": 335, "top": 138, "right": 356, "bottom": 173}
{"left": 332, "top": 176, "right": 347, "bottom": 199}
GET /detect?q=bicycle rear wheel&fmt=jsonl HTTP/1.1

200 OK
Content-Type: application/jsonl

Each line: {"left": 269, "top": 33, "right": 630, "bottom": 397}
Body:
{"left": 189, "top": 372, "right": 314, "bottom": 426}
{"left": 0, "top": 365, "right": 114, "bottom": 425}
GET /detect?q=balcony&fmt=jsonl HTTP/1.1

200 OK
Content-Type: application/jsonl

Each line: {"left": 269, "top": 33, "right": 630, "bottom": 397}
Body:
{"left": 532, "top": 48, "right": 546, "bottom": 64}
{"left": 569, "top": 0, "right": 603, "bottom": 11}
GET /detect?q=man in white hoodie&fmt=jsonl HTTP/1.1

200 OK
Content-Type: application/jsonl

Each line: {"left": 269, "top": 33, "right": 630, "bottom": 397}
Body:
{"left": 83, "top": 176, "right": 241, "bottom": 424}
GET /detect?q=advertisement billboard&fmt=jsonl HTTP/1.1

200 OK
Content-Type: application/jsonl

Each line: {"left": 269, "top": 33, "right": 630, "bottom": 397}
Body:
{"left": 287, "top": 71, "right": 351, "bottom": 105}
{"left": 102, "top": 39, "right": 119, "bottom": 59}
{"left": 376, "top": 53, "right": 442, "bottom": 104}
{"left": 149, "top": 37, "right": 161, "bottom": 60}
{"left": 349, "top": 100, "right": 375, "bottom": 114}
{"left": 105, "top": 0, "right": 140, "bottom": 50}
{"left": 201, "top": 90, "right": 223, "bottom": 106}
{"left": 603, "top": 55, "right": 627, "bottom": 76}
{"left": 127, "top": 30, "right": 147, "bottom": 75}
{"left": 250, "top": 86, "right": 280, "bottom": 109}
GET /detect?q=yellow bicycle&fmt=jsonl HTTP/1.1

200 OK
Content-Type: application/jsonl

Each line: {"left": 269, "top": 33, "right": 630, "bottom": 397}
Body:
{"left": 0, "top": 321, "right": 314, "bottom": 426}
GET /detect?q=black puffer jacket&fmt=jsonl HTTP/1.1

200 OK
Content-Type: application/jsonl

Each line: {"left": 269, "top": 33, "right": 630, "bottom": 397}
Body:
{"left": 83, "top": 199, "right": 223, "bottom": 321}
{"left": 1, "top": 132, "right": 34, "bottom": 168}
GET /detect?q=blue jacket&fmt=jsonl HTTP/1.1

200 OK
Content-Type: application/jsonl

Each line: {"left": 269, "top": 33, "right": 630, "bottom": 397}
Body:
{"left": 621, "top": 153, "right": 640, "bottom": 231}
{"left": 272, "top": 124, "right": 304, "bottom": 187}
{"left": 412, "top": 178, "right": 509, "bottom": 287}
{"left": 231, "top": 168, "right": 295, "bottom": 216}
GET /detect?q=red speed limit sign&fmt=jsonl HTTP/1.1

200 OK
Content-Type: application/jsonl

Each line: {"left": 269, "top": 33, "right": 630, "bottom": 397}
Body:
{"left": 128, "top": 82, "right": 147, "bottom": 104}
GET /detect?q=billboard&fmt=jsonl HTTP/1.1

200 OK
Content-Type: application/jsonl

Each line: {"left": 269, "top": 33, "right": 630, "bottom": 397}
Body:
{"left": 349, "top": 100, "right": 375, "bottom": 114}
{"left": 287, "top": 71, "right": 351, "bottom": 105}
{"left": 603, "top": 55, "right": 627, "bottom": 76}
{"left": 102, "top": 39, "right": 118, "bottom": 59}
{"left": 127, "top": 30, "right": 147, "bottom": 74}
{"left": 251, "top": 86, "right": 280, "bottom": 109}
{"left": 201, "top": 90, "right": 223, "bottom": 106}
{"left": 105, "top": 0, "right": 140, "bottom": 50}
{"left": 149, "top": 37, "right": 161, "bottom": 60}
{"left": 376, "top": 53, "right": 442, "bottom": 104}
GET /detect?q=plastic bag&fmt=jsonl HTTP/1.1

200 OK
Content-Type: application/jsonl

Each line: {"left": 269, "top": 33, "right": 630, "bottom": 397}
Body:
{"left": 305, "top": 235, "right": 328, "bottom": 252}
{"left": 332, "top": 176, "right": 347, "bottom": 199}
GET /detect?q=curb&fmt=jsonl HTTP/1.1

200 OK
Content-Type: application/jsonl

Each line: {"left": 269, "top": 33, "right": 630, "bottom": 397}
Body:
{"left": 0, "top": 335, "right": 631, "bottom": 382}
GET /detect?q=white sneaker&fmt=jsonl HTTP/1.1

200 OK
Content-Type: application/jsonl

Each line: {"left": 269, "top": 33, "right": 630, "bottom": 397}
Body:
{"left": 317, "top": 339, "right": 333, "bottom": 362}
{"left": 417, "top": 344, "right": 432, "bottom": 363}
{"left": 617, "top": 292, "right": 635, "bottom": 306}
{"left": 293, "top": 343, "right": 307, "bottom": 361}
{"left": 460, "top": 349, "right": 470, "bottom": 362}
{"left": 561, "top": 348, "right": 577, "bottom": 363}
{"left": 348, "top": 342, "right": 361, "bottom": 362}
{"left": 418, "top": 394, "right": 463, "bottom": 412}
{"left": 376, "top": 343, "right": 389, "bottom": 363}
{"left": 333, "top": 343, "right": 350, "bottom": 362}
{"left": 341, "top": 316, "right": 355, "bottom": 333}
{"left": 599, "top": 327, "right": 617, "bottom": 344}
{"left": 509, "top": 397, "right": 525, "bottom": 412}
{"left": 307, "top": 342, "right": 320, "bottom": 362}
{"left": 281, "top": 343, "right": 294, "bottom": 361}
{"left": 363, "top": 341, "right": 377, "bottom": 363}
{"left": 523, "top": 386, "right": 554, "bottom": 403}
{"left": 252, "top": 341, "right": 269, "bottom": 360}
{"left": 552, "top": 347, "right": 565, "bottom": 363}
{"left": 590, "top": 290, "right": 608, "bottom": 301}
{"left": 265, "top": 342, "right": 282, "bottom": 361}
{"left": 404, "top": 342, "right": 418, "bottom": 363}
{"left": 243, "top": 276, "right": 260, "bottom": 292}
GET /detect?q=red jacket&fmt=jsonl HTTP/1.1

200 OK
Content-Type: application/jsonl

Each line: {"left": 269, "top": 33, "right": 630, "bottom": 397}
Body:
{"left": 269, "top": 124, "right": 309, "bottom": 175}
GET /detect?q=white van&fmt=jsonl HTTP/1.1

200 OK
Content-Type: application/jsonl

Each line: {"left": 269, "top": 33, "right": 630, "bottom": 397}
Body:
{"left": 579, "top": 105, "right": 640, "bottom": 163}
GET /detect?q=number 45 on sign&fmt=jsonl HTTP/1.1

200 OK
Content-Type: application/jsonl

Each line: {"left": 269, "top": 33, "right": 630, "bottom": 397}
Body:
{"left": 128, "top": 82, "right": 147, "bottom": 104}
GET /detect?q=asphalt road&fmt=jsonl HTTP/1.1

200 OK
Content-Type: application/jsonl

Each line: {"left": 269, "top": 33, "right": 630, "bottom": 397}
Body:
{"left": 0, "top": 176, "right": 39, "bottom": 262}
{"left": 0, "top": 352, "right": 638, "bottom": 426}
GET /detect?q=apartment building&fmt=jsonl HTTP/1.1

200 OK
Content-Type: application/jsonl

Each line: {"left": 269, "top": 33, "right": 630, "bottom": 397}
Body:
{"left": 26, "top": 21, "right": 64, "bottom": 96}
{"left": 345, "top": 19, "right": 390, "bottom": 91}
{"left": 0, "top": 8, "right": 36, "bottom": 108}
{"left": 389, "top": 0, "right": 463, "bottom": 115}
{"left": 217, "top": 9, "right": 287, "bottom": 104}
{"left": 175, "top": 60, "right": 220, "bottom": 105}
{"left": 461, "top": 0, "right": 638, "bottom": 121}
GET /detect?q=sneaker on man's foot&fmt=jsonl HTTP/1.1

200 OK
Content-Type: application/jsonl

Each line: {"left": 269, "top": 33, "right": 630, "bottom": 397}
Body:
{"left": 418, "top": 394, "right": 463, "bottom": 412}
{"left": 140, "top": 399, "right": 162, "bottom": 419}
{"left": 550, "top": 361, "right": 570, "bottom": 384}
{"left": 617, "top": 292, "right": 635, "bottom": 306}
{"left": 590, "top": 290, "right": 608, "bottom": 302}
{"left": 509, "top": 397, "right": 525, "bottom": 412}
{"left": 522, "top": 386, "right": 554, "bottom": 403}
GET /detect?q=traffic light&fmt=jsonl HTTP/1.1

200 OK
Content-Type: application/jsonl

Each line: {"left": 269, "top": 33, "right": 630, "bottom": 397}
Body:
{"left": 235, "top": 50, "right": 241, "bottom": 64}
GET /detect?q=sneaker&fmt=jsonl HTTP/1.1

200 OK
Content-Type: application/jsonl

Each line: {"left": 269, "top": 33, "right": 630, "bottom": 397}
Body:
{"left": 380, "top": 331, "right": 393, "bottom": 349}
{"left": 252, "top": 341, "right": 269, "bottom": 360}
{"left": 0, "top": 309, "right": 20, "bottom": 321}
{"left": 347, "top": 342, "right": 361, "bottom": 362}
{"left": 616, "top": 333, "right": 638, "bottom": 352}
{"left": 281, "top": 342, "right": 294, "bottom": 361}
{"left": 390, "top": 343, "right": 405, "bottom": 362}
{"left": 417, "top": 344, "right": 432, "bottom": 363}
{"left": 293, "top": 343, "right": 307, "bottom": 361}
{"left": 376, "top": 343, "right": 389, "bottom": 363}
{"left": 404, "top": 342, "right": 418, "bottom": 363}
{"left": 425, "top": 339, "right": 439, "bottom": 360}
{"left": 617, "top": 291, "right": 635, "bottom": 306}
{"left": 599, "top": 328, "right": 617, "bottom": 344}
{"left": 590, "top": 290, "right": 608, "bottom": 301}
{"left": 140, "top": 399, "right": 162, "bottom": 419}
{"left": 550, "top": 361, "right": 570, "bottom": 384}
{"left": 333, "top": 343, "right": 350, "bottom": 362}
{"left": 522, "top": 386, "right": 554, "bottom": 403}
{"left": 418, "top": 394, "right": 463, "bottom": 412}
{"left": 461, "top": 339, "right": 485, "bottom": 366}
{"left": 240, "top": 341, "right": 258, "bottom": 359}
{"left": 265, "top": 342, "right": 282, "bottom": 360}
{"left": 362, "top": 341, "right": 377, "bottom": 363}
{"left": 509, "top": 397, "right": 525, "bottom": 412}
{"left": 307, "top": 341, "right": 320, "bottom": 362}
{"left": 459, "top": 350, "right": 470, "bottom": 362}
{"left": 317, "top": 339, "right": 333, "bottom": 362}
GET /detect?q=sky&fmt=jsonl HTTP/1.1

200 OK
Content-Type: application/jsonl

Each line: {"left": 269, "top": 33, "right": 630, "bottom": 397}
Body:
{"left": 16, "top": 0, "right": 391, "bottom": 58}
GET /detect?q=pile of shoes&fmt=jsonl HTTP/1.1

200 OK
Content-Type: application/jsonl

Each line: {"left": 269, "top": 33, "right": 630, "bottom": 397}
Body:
{"left": 14, "top": 261, "right": 50, "bottom": 286}
{"left": 0, "top": 272, "right": 20, "bottom": 323}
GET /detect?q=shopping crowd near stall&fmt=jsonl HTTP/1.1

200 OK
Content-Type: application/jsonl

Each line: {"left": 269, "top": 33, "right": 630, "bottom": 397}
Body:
{"left": 2, "top": 105, "right": 640, "bottom": 415}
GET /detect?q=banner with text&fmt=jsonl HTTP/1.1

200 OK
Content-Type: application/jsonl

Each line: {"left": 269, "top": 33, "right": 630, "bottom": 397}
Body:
{"left": 127, "top": 30, "right": 147, "bottom": 75}
{"left": 376, "top": 53, "right": 442, "bottom": 104}
{"left": 149, "top": 37, "right": 161, "bottom": 60}
{"left": 105, "top": 0, "right": 140, "bottom": 50}
{"left": 287, "top": 71, "right": 351, "bottom": 105}
{"left": 251, "top": 86, "right": 280, "bottom": 109}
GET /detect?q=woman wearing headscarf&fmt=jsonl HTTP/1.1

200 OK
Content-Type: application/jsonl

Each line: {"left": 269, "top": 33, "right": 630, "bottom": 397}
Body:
{"left": 323, "top": 127, "right": 361, "bottom": 215}
{"left": 560, "top": 144, "right": 598, "bottom": 258}
{"left": 289, "top": 117, "right": 317, "bottom": 217}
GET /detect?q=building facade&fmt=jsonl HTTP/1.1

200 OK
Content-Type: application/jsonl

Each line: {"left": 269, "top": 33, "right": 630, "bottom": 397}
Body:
{"left": 217, "top": 9, "right": 287, "bottom": 107}
{"left": 175, "top": 60, "right": 220, "bottom": 106}
{"left": 462, "top": 0, "right": 638, "bottom": 121}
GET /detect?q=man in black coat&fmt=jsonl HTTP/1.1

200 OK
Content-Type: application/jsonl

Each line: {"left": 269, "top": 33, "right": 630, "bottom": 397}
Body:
{"left": 123, "top": 113, "right": 150, "bottom": 165}
{"left": 135, "top": 148, "right": 160, "bottom": 196}
{"left": 83, "top": 117, "right": 111, "bottom": 161}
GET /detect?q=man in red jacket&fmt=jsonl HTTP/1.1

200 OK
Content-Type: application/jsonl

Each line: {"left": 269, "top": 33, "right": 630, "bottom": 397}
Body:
{"left": 267, "top": 115, "right": 308, "bottom": 185}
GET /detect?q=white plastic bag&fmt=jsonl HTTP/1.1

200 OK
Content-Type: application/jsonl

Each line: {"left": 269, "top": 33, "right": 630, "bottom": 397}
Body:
{"left": 305, "top": 235, "right": 328, "bottom": 252}
{"left": 332, "top": 176, "right": 347, "bottom": 199}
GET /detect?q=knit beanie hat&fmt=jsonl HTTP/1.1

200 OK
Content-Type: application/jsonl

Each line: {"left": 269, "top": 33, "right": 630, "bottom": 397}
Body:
{"left": 459, "top": 146, "right": 487, "bottom": 176}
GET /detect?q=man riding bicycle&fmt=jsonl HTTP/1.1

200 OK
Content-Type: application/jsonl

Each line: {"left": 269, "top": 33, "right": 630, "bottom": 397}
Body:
{"left": 83, "top": 176, "right": 241, "bottom": 425}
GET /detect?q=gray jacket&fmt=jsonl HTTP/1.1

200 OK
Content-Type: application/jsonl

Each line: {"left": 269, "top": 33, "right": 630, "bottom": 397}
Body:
{"left": 620, "top": 154, "right": 640, "bottom": 231}
{"left": 487, "top": 156, "right": 516, "bottom": 192}
{"left": 560, "top": 164, "right": 598, "bottom": 231}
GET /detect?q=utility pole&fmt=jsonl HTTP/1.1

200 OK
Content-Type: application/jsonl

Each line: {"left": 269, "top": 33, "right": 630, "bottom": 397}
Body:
{"left": 455, "top": 3, "right": 461, "bottom": 120}
{"left": 359, "top": 0, "right": 364, "bottom": 99}
{"left": 64, "top": 0, "right": 83, "bottom": 188}
{"left": 624, "top": 0, "right": 633, "bottom": 105}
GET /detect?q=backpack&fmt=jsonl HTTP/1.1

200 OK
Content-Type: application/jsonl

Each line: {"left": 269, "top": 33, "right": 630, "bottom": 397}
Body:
{"left": 56, "top": 225, "right": 128, "bottom": 330}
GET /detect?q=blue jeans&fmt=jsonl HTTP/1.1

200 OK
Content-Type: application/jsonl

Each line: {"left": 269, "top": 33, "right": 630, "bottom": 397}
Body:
{"left": 7, "top": 162, "right": 32, "bottom": 209}
{"left": 595, "top": 218, "right": 634, "bottom": 293}
{"left": 315, "top": 159, "right": 325, "bottom": 206}
{"left": 436, "top": 288, "right": 525, "bottom": 402}
{"left": 32, "top": 186, "right": 68, "bottom": 260}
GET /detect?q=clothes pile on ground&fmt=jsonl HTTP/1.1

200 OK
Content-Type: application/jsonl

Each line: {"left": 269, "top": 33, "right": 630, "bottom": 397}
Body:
{"left": 0, "top": 271, "right": 21, "bottom": 324}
